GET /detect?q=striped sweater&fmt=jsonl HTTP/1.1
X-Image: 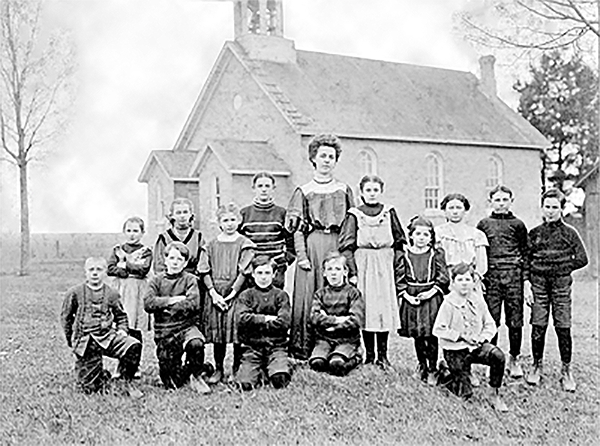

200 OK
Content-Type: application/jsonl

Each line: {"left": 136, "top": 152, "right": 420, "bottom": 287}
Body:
{"left": 240, "top": 200, "right": 295, "bottom": 265}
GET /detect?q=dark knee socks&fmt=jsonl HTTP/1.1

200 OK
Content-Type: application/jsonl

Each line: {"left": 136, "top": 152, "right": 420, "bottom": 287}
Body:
{"left": 213, "top": 343, "right": 226, "bottom": 371}
{"left": 508, "top": 327, "right": 522, "bottom": 358}
{"left": 376, "top": 332, "right": 389, "bottom": 360}
{"left": 414, "top": 337, "right": 428, "bottom": 366}
{"left": 531, "top": 325, "right": 547, "bottom": 363}
{"left": 556, "top": 327, "right": 572, "bottom": 364}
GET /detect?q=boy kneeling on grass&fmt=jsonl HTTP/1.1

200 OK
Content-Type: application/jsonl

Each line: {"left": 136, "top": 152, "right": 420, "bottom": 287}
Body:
{"left": 236, "top": 255, "right": 292, "bottom": 391}
{"left": 60, "top": 257, "right": 143, "bottom": 398}
{"left": 309, "top": 251, "right": 365, "bottom": 376}
{"left": 433, "top": 263, "right": 508, "bottom": 412}
{"left": 144, "top": 241, "right": 212, "bottom": 394}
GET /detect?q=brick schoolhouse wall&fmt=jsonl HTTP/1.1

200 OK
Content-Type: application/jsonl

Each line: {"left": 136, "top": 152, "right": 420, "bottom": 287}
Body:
{"left": 329, "top": 138, "right": 542, "bottom": 228}
{"left": 187, "top": 51, "right": 304, "bottom": 185}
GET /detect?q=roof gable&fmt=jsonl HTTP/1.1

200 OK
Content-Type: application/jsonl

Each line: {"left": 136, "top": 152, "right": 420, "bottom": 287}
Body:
{"left": 190, "top": 139, "right": 291, "bottom": 176}
{"left": 138, "top": 150, "right": 199, "bottom": 182}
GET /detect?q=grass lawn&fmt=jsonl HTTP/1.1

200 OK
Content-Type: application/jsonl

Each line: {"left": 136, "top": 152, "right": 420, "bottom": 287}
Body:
{"left": 0, "top": 263, "right": 598, "bottom": 445}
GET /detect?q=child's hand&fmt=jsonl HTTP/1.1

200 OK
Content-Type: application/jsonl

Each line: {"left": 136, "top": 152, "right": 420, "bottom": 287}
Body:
{"left": 224, "top": 291, "right": 236, "bottom": 304}
{"left": 264, "top": 315, "right": 277, "bottom": 322}
{"left": 335, "top": 316, "right": 349, "bottom": 324}
{"left": 210, "top": 290, "right": 228, "bottom": 311}
{"left": 114, "top": 246, "right": 126, "bottom": 262}
{"left": 349, "top": 276, "right": 358, "bottom": 286}
{"left": 116, "top": 328, "right": 128, "bottom": 338}
{"left": 404, "top": 293, "right": 420, "bottom": 306}
{"left": 298, "top": 259, "right": 311, "bottom": 271}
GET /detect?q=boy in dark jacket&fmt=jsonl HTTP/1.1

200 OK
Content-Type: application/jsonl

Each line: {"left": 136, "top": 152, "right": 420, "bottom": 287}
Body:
{"left": 236, "top": 256, "right": 292, "bottom": 390}
{"left": 477, "top": 185, "right": 528, "bottom": 378}
{"left": 309, "top": 251, "right": 365, "bottom": 376}
{"left": 60, "top": 257, "right": 142, "bottom": 397}
{"left": 145, "top": 241, "right": 211, "bottom": 394}
{"left": 524, "top": 189, "right": 588, "bottom": 391}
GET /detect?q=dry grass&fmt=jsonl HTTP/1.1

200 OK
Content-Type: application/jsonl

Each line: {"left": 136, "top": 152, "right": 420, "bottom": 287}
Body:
{"left": 0, "top": 264, "right": 598, "bottom": 445}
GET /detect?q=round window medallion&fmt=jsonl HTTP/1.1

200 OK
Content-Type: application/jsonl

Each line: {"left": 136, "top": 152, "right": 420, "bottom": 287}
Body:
{"left": 233, "top": 94, "right": 243, "bottom": 110}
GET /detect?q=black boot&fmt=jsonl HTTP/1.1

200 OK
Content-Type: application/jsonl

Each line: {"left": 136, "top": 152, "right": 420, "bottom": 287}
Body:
{"left": 363, "top": 331, "right": 375, "bottom": 364}
{"left": 376, "top": 332, "right": 391, "bottom": 370}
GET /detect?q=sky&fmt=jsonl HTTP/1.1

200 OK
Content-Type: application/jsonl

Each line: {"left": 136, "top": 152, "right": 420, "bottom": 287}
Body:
{"left": 0, "top": 0, "right": 523, "bottom": 234}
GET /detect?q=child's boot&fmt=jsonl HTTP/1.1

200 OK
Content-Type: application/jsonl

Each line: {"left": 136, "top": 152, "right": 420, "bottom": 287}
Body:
{"left": 362, "top": 331, "right": 375, "bottom": 365}
{"left": 189, "top": 375, "right": 211, "bottom": 394}
{"left": 560, "top": 362, "right": 576, "bottom": 392}
{"left": 207, "top": 367, "right": 223, "bottom": 385}
{"left": 525, "top": 360, "right": 543, "bottom": 386}
{"left": 491, "top": 388, "right": 508, "bottom": 412}
{"left": 375, "top": 332, "right": 391, "bottom": 370}
{"left": 508, "top": 355, "right": 524, "bottom": 378}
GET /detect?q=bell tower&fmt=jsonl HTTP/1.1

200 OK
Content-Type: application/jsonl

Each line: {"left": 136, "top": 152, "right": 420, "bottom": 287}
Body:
{"left": 232, "top": 0, "right": 296, "bottom": 64}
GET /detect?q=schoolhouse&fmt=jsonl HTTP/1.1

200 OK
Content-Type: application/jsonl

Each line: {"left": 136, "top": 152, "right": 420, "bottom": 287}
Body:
{"left": 139, "top": 0, "right": 549, "bottom": 242}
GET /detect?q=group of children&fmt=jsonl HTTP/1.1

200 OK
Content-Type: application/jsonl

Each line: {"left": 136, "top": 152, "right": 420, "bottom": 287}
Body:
{"left": 60, "top": 134, "right": 588, "bottom": 412}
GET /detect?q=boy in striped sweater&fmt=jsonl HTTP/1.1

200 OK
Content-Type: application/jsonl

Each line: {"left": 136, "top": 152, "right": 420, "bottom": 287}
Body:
{"left": 240, "top": 172, "right": 295, "bottom": 289}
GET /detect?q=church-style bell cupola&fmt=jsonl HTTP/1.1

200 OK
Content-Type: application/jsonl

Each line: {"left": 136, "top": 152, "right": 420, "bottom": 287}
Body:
{"left": 232, "top": 0, "right": 296, "bottom": 64}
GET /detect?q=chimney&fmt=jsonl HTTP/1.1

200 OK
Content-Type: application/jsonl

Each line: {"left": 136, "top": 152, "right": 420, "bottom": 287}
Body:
{"left": 479, "top": 55, "right": 497, "bottom": 97}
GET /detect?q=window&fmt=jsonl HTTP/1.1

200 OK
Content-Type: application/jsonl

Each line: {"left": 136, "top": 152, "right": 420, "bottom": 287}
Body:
{"left": 424, "top": 153, "right": 442, "bottom": 210}
{"left": 359, "top": 148, "right": 378, "bottom": 176}
{"left": 486, "top": 156, "right": 503, "bottom": 191}
{"left": 215, "top": 176, "right": 221, "bottom": 208}
{"left": 156, "top": 184, "right": 165, "bottom": 220}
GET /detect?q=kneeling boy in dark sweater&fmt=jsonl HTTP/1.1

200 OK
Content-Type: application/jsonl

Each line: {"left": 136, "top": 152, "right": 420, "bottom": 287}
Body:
{"left": 309, "top": 251, "right": 365, "bottom": 376}
{"left": 145, "top": 241, "right": 211, "bottom": 394}
{"left": 236, "top": 256, "right": 292, "bottom": 390}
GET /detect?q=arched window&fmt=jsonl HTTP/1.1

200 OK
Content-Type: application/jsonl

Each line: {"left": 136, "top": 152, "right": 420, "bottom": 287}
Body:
{"left": 215, "top": 176, "right": 221, "bottom": 208}
{"left": 424, "top": 153, "right": 443, "bottom": 210}
{"left": 486, "top": 156, "right": 503, "bottom": 191}
{"left": 359, "top": 148, "right": 378, "bottom": 176}
{"left": 156, "top": 184, "right": 165, "bottom": 220}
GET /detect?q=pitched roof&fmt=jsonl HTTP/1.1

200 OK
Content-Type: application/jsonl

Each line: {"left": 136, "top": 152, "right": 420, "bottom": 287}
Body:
{"left": 232, "top": 44, "right": 549, "bottom": 149}
{"left": 190, "top": 139, "right": 291, "bottom": 176}
{"left": 138, "top": 150, "right": 199, "bottom": 182}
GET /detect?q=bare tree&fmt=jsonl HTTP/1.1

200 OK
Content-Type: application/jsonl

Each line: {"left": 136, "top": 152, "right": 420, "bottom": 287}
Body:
{"left": 457, "top": 0, "right": 598, "bottom": 53}
{"left": 0, "top": 0, "right": 74, "bottom": 275}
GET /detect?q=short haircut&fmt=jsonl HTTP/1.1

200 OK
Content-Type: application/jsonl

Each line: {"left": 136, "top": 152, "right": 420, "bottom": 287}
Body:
{"left": 216, "top": 202, "right": 241, "bottom": 221}
{"left": 164, "top": 241, "right": 190, "bottom": 261}
{"left": 252, "top": 171, "right": 276, "bottom": 187}
{"left": 488, "top": 184, "right": 513, "bottom": 199}
{"left": 122, "top": 216, "right": 145, "bottom": 233}
{"left": 449, "top": 262, "right": 476, "bottom": 280}
{"left": 85, "top": 257, "right": 107, "bottom": 269}
{"left": 407, "top": 215, "right": 436, "bottom": 247}
{"left": 168, "top": 197, "right": 195, "bottom": 225}
{"left": 322, "top": 250, "right": 347, "bottom": 269}
{"left": 359, "top": 174, "right": 385, "bottom": 192}
{"left": 251, "top": 255, "right": 275, "bottom": 272}
{"left": 308, "top": 134, "right": 342, "bottom": 167}
{"left": 440, "top": 193, "right": 471, "bottom": 211}
{"left": 541, "top": 188, "right": 566, "bottom": 208}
